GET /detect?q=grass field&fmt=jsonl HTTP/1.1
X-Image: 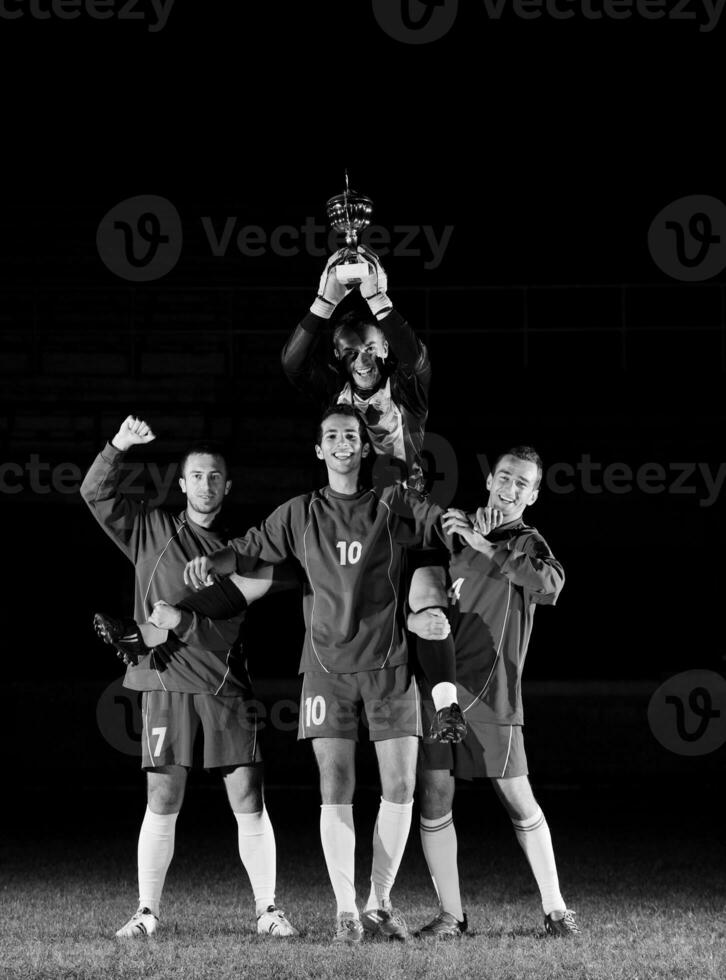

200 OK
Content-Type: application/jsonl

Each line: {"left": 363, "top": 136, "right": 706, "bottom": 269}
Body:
{"left": 3, "top": 782, "right": 725, "bottom": 980}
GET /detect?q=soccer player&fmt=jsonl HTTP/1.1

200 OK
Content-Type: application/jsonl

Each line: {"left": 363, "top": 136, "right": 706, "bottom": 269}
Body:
{"left": 410, "top": 447, "right": 578, "bottom": 939}
{"left": 281, "top": 249, "right": 464, "bottom": 743}
{"left": 183, "top": 404, "right": 450, "bottom": 944}
{"left": 81, "top": 415, "right": 299, "bottom": 939}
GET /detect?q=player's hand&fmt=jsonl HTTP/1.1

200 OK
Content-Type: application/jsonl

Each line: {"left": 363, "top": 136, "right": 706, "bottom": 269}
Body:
{"left": 111, "top": 415, "right": 156, "bottom": 452}
{"left": 184, "top": 555, "right": 218, "bottom": 590}
{"left": 358, "top": 248, "right": 388, "bottom": 300}
{"left": 442, "top": 508, "right": 496, "bottom": 556}
{"left": 407, "top": 607, "right": 451, "bottom": 640}
{"left": 319, "top": 249, "right": 351, "bottom": 305}
{"left": 474, "top": 506, "right": 504, "bottom": 536}
{"left": 149, "top": 601, "right": 182, "bottom": 630}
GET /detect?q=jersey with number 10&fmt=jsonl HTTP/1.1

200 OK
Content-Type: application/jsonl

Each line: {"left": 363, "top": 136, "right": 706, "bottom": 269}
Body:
{"left": 215, "top": 484, "right": 445, "bottom": 674}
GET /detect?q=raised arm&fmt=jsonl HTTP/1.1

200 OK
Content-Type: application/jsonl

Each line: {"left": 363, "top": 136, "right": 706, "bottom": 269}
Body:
{"left": 359, "top": 251, "right": 431, "bottom": 386}
{"left": 281, "top": 250, "right": 349, "bottom": 402}
{"left": 79, "top": 415, "right": 156, "bottom": 559}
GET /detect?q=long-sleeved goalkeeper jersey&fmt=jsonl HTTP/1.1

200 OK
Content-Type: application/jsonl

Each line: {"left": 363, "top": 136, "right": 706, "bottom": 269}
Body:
{"left": 281, "top": 309, "right": 430, "bottom": 489}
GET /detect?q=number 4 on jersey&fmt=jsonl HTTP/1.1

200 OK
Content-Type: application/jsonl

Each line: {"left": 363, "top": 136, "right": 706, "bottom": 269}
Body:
{"left": 336, "top": 540, "right": 362, "bottom": 565}
{"left": 449, "top": 577, "right": 465, "bottom": 603}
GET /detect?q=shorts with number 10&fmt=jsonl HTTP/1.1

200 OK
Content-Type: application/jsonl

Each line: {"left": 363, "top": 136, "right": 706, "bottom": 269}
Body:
{"left": 298, "top": 665, "right": 422, "bottom": 741}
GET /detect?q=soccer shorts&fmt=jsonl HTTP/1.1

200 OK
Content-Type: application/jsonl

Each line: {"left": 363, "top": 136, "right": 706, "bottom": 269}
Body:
{"left": 298, "top": 665, "right": 422, "bottom": 741}
{"left": 140, "top": 690, "right": 260, "bottom": 770}
{"left": 420, "top": 692, "right": 528, "bottom": 779}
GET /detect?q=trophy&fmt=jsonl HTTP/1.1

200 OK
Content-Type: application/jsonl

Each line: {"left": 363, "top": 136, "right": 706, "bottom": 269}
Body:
{"left": 326, "top": 171, "right": 375, "bottom": 285}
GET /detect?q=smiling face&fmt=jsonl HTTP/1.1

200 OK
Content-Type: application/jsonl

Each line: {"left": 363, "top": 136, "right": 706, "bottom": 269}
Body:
{"left": 486, "top": 454, "right": 540, "bottom": 522}
{"left": 314, "top": 413, "right": 370, "bottom": 477}
{"left": 179, "top": 453, "right": 231, "bottom": 518}
{"left": 334, "top": 324, "right": 389, "bottom": 392}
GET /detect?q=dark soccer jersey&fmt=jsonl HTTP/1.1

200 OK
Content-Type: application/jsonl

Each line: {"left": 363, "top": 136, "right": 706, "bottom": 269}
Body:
{"left": 214, "top": 484, "right": 446, "bottom": 674}
{"left": 81, "top": 444, "right": 251, "bottom": 697}
{"left": 448, "top": 521, "right": 564, "bottom": 725}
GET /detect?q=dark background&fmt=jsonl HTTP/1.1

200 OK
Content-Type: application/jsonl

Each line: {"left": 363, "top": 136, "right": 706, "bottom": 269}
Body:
{"left": 1, "top": 2, "right": 725, "bottom": 798}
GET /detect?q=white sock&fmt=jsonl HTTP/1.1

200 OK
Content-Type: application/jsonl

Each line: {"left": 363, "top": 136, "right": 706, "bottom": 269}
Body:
{"left": 511, "top": 806, "right": 565, "bottom": 915}
{"left": 234, "top": 809, "right": 277, "bottom": 916}
{"left": 419, "top": 811, "right": 463, "bottom": 920}
{"left": 137, "top": 807, "right": 178, "bottom": 916}
{"left": 320, "top": 804, "right": 357, "bottom": 916}
{"left": 366, "top": 798, "right": 413, "bottom": 911}
{"left": 432, "top": 682, "right": 458, "bottom": 712}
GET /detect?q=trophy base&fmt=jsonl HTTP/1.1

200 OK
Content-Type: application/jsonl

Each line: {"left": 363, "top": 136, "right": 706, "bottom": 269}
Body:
{"left": 335, "top": 260, "right": 371, "bottom": 286}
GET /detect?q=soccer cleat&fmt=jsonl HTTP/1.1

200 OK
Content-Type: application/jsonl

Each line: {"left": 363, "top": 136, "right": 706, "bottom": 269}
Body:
{"left": 544, "top": 909, "right": 580, "bottom": 937}
{"left": 360, "top": 906, "right": 410, "bottom": 941}
{"left": 115, "top": 907, "right": 159, "bottom": 938}
{"left": 93, "top": 612, "right": 148, "bottom": 667}
{"left": 256, "top": 905, "right": 299, "bottom": 937}
{"left": 415, "top": 909, "right": 468, "bottom": 939}
{"left": 429, "top": 702, "right": 467, "bottom": 744}
{"left": 333, "top": 912, "right": 364, "bottom": 944}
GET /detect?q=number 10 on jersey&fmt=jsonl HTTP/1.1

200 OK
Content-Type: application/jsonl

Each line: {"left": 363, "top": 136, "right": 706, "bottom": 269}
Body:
{"left": 336, "top": 540, "right": 362, "bottom": 565}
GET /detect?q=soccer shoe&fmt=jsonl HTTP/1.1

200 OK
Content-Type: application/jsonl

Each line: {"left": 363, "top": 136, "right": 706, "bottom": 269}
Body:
{"left": 256, "top": 905, "right": 299, "bottom": 937}
{"left": 429, "top": 702, "right": 468, "bottom": 743}
{"left": 360, "top": 907, "right": 410, "bottom": 941}
{"left": 544, "top": 909, "right": 580, "bottom": 937}
{"left": 93, "top": 612, "right": 148, "bottom": 667}
{"left": 115, "top": 907, "right": 159, "bottom": 938}
{"left": 333, "top": 912, "right": 364, "bottom": 945}
{"left": 415, "top": 909, "right": 468, "bottom": 939}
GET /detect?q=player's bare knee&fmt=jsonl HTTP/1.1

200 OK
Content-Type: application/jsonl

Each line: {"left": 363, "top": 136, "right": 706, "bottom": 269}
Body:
{"left": 222, "top": 764, "right": 263, "bottom": 813}
{"left": 147, "top": 779, "right": 185, "bottom": 813}
{"left": 492, "top": 775, "right": 538, "bottom": 821}
{"left": 318, "top": 760, "right": 355, "bottom": 804}
{"left": 380, "top": 771, "right": 415, "bottom": 805}
{"left": 418, "top": 770, "right": 453, "bottom": 818}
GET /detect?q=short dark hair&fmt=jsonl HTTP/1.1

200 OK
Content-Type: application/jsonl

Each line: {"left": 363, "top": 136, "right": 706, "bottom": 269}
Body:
{"left": 332, "top": 309, "right": 380, "bottom": 348}
{"left": 179, "top": 442, "right": 229, "bottom": 477}
{"left": 316, "top": 404, "right": 368, "bottom": 445}
{"left": 493, "top": 446, "right": 543, "bottom": 488}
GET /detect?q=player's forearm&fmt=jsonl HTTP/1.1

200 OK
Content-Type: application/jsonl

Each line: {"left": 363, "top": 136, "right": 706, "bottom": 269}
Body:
{"left": 79, "top": 444, "right": 140, "bottom": 554}
{"left": 174, "top": 609, "right": 240, "bottom": 653}
{"left": 281, "top": 315, "right": 326, "bottom": 380}
{"left": 377, "top": 310, "right": 430, "bottom": 377}
{"left": 80, "top": 442, "right": 125, "bottom": 505}
{"left": 489, "top": 549, "right": 565, "bottom": 599}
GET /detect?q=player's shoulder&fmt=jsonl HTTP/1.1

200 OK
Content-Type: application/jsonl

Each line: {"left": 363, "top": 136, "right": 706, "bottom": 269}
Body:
{"left": 508, "top": 522, "right": 554, "bottom": 554}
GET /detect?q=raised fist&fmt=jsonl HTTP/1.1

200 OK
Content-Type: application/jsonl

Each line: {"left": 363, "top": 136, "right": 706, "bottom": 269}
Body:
{"left": 111, "top": 415, "right": 156, "bottom": 452}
